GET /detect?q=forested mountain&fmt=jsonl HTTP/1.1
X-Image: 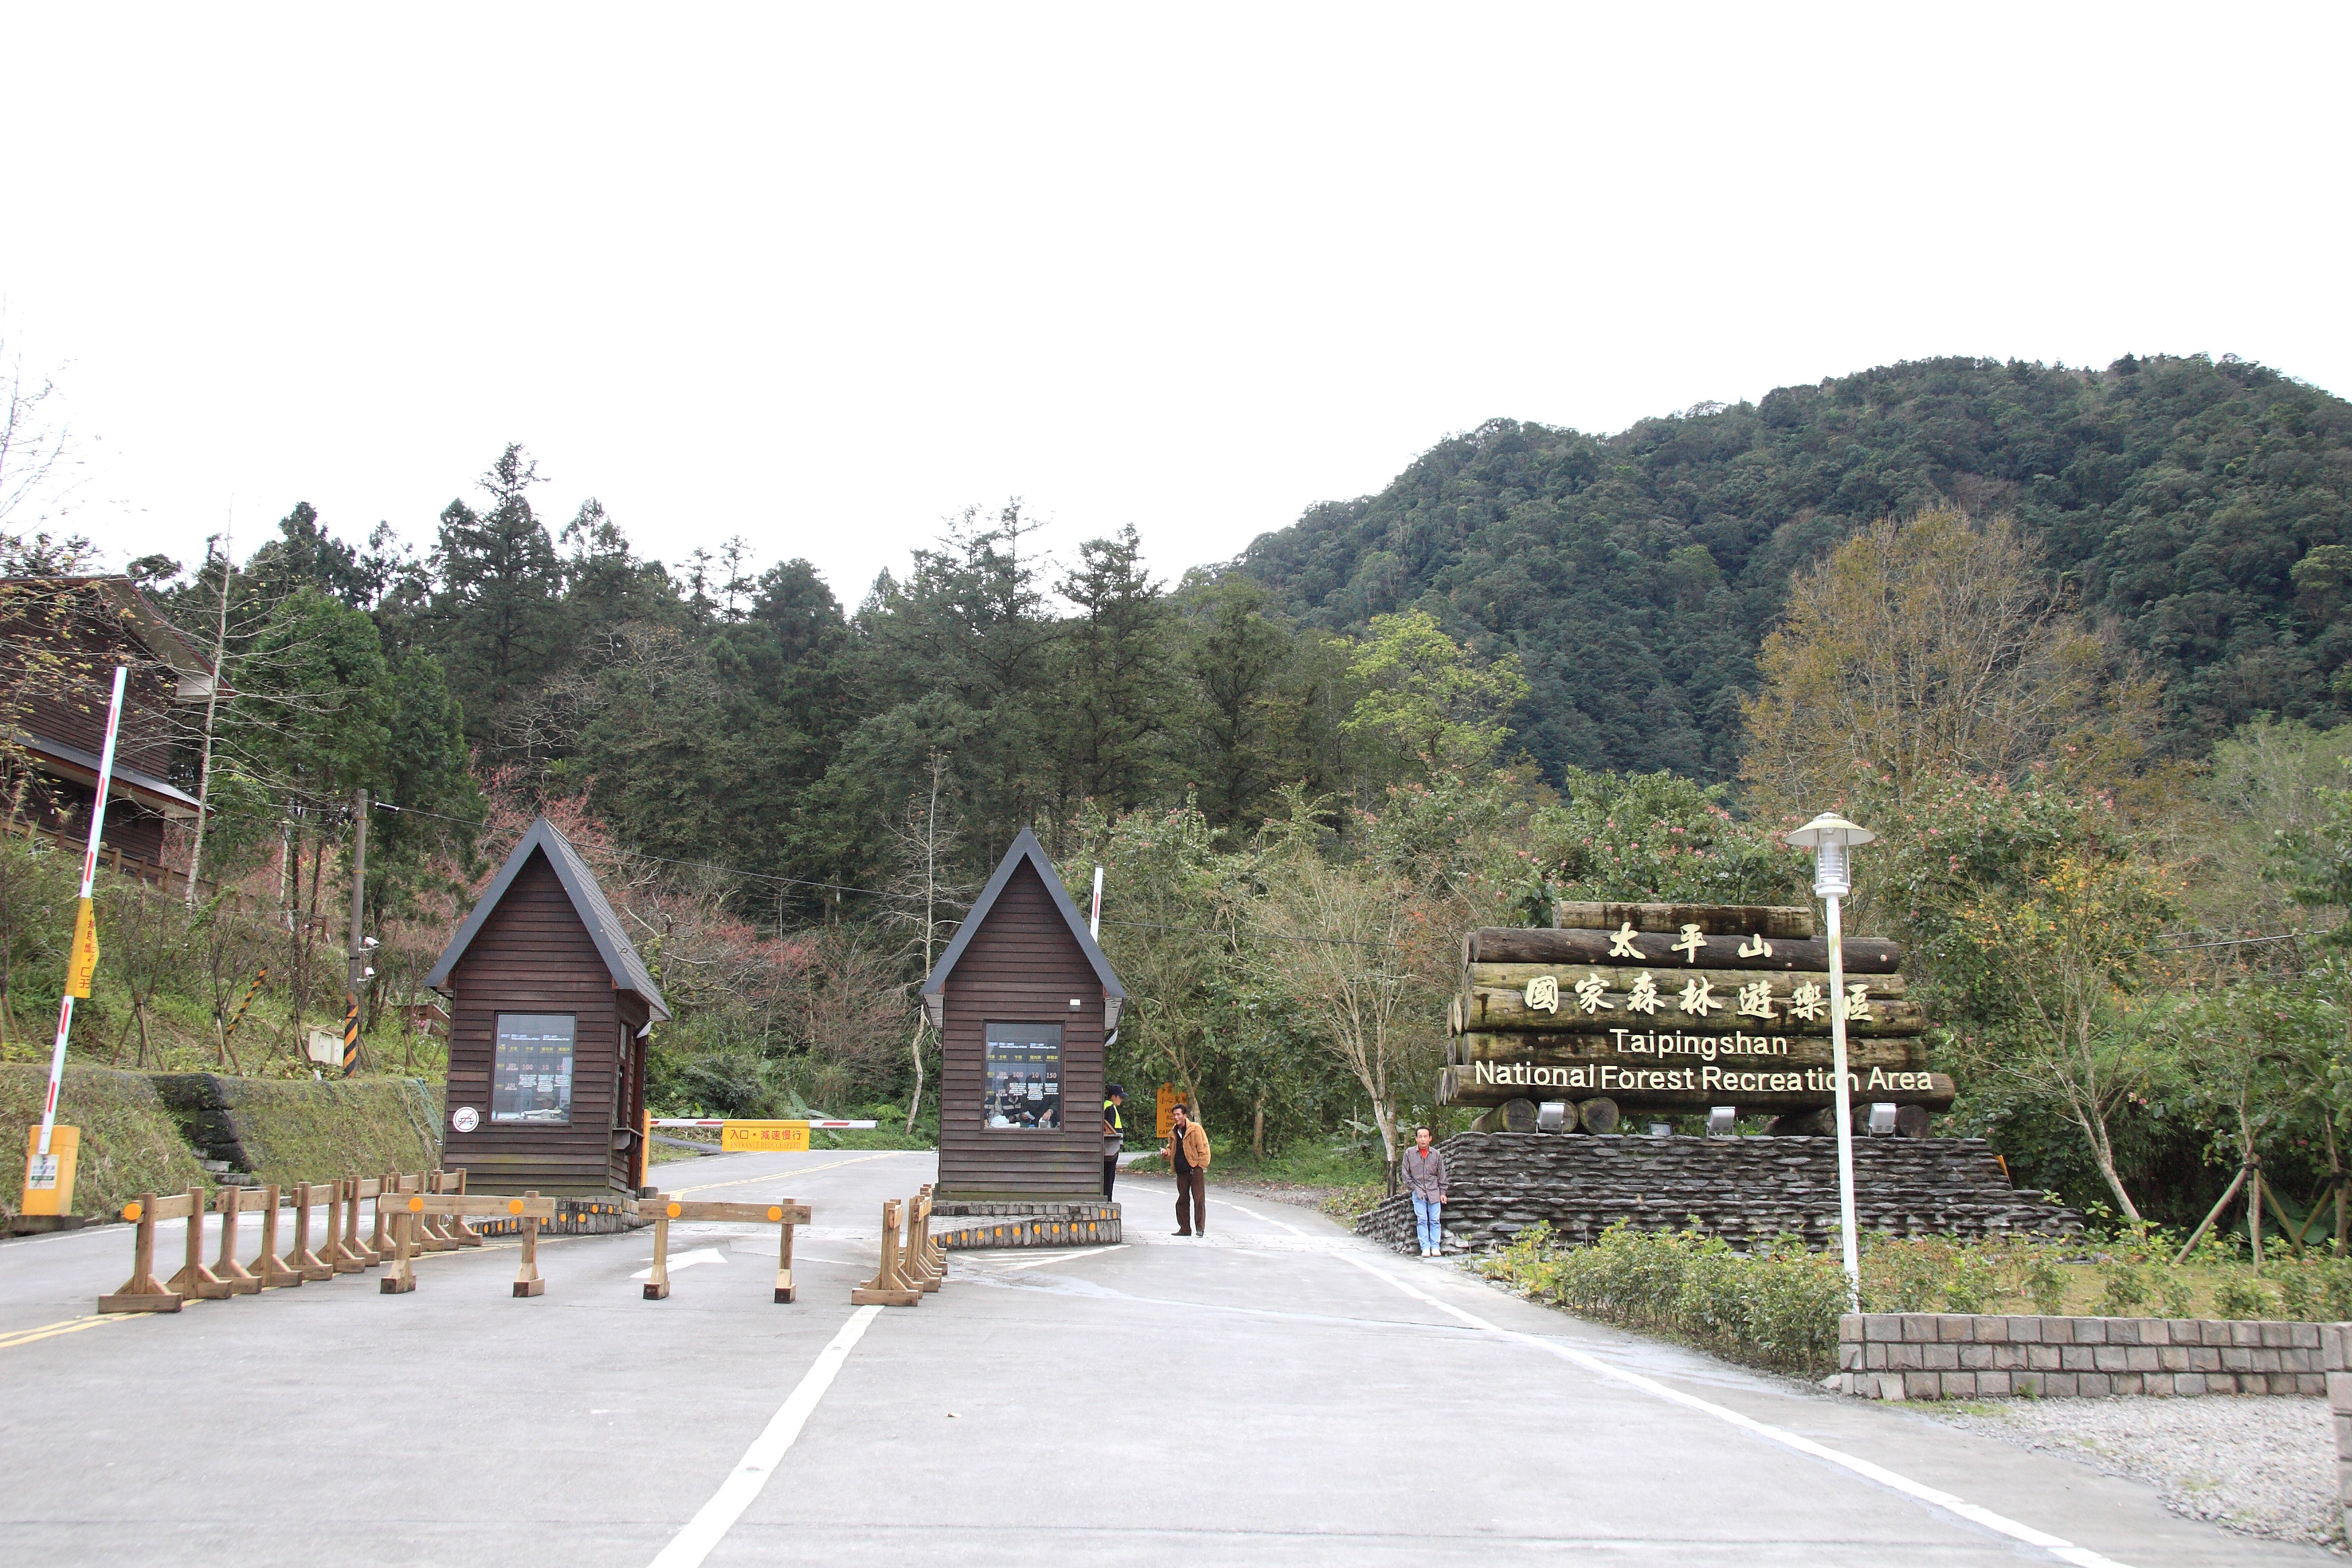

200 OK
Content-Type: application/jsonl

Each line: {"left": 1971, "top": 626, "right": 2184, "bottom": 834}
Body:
{"left": 1238, "top": 354, "right": 2352, "bottom": 781}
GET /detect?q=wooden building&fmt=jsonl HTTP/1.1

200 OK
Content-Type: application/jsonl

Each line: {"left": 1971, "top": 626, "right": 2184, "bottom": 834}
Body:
{"left": 0, "top": 575, "right": 218, "bottom": 876}
{"left": 426, "top": 816, "right": 669, "bottom": 1196}
{"left": 922, "top": 829, "right": 1127, "bottom": 1201}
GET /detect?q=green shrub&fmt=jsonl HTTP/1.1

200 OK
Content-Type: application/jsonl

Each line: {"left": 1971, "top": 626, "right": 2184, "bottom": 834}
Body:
{"left": 2273, "top": 1255, "right": 2352, "bottom": 1321}
{"left": 2094, "top": 1259, "right": 2153, "bottom": 1317}
{"left": 2212, "top": 1274, "right": 2278, "bottom": 1320}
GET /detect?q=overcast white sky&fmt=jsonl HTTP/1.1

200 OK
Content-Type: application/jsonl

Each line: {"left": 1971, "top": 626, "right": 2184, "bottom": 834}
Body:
{"left": 3, "top": 4, "right": 2345, "bottom": 606}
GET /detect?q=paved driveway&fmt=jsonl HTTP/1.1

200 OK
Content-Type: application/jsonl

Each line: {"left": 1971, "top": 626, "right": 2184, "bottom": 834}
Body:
{"left": 0, "top": 1148, "right": 2329, "bottom": 1566}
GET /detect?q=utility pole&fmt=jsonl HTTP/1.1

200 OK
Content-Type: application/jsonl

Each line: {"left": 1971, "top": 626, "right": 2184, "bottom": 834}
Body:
{"left": 342, "top": 789, "right": 370, "bottom": 1077}
{"left": 183, "top": 518, "right": 232, "bottom": 906}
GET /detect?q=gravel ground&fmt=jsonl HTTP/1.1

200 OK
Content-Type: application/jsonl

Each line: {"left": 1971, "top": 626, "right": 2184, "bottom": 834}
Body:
{"left": 1916, "top": 1396, "right": 2343, "bottom": 1551}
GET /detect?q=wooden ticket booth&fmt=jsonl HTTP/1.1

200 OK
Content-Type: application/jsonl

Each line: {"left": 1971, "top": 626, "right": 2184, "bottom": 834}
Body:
{"left": 922, "top": 829, "right": 1126, "bottom": 1203}
{"left": 426, "top": 816, "right": 671, "bottom": 1197}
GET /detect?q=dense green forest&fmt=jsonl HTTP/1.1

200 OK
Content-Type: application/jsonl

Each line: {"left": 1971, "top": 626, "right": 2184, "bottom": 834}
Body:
{"left": 15, "top": 350, "right": 2352, "bottom": 1240}
{"left": 1242, "top": 354, "right": 2352, "bottom": 779}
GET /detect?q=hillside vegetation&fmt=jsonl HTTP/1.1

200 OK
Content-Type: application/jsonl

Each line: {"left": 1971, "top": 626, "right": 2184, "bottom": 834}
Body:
{"left": 1240, "top": 354, "right": 2352, "bottom": 779}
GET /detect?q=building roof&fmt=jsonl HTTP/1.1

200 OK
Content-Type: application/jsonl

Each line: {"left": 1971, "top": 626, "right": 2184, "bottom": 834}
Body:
{"left": 424, "top": 816, "right": 671, "bottom": 1020}
{"left": 1, "top": 576, "right": 225, "bottom": 699}
{"left": 920, "top": 827, "right": 1128, "bottom": 1006}
{"left": 16, "top": 730, "right": 203, "bottom": 816}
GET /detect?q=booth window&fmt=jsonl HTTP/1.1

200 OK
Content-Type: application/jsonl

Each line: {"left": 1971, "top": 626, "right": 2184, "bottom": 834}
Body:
{"left": 983, "top": 1022, "right": 1063, "bottom": 1130}
{"left": 493, "top": 1013, "right": 577, "bottom": 1123}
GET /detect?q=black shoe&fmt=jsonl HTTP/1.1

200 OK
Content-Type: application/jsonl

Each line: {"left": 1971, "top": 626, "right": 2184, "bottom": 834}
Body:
{"left": 1173, "top": 1229, "right": 1191, "bottom": 1236}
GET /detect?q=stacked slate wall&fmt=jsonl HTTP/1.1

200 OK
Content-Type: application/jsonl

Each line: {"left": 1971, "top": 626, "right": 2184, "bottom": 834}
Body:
{"left": 1357, "top": 1132, "right": 2083, "bottom": 1255}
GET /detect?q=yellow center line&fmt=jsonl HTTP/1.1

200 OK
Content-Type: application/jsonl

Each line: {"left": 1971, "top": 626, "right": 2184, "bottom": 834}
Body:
{"left": 668, "top": 1152, "right": 907, "bottom": 1197}
{"left": 0, "top": 1234, "right": 554, "bottom": 1355}
{"left": 0, "top": 1313, "right": 134, "bottom": 1351}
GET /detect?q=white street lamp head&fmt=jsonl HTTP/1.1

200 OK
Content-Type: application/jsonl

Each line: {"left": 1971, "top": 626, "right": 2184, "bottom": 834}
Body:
{"left": 1785, "top": 811, "right": 1875, "bottom": 899}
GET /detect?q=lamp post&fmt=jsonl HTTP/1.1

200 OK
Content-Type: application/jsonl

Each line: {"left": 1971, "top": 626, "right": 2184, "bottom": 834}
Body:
{"left": 1785, "top": 810, "right": 1875, "bottom": 1310}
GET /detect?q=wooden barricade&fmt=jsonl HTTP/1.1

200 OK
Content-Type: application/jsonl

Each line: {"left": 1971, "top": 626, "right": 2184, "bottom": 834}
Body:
{"left": 381, "top": 1190, "right": 556, "bottom": 1296}
{"left": 638, "top": 1194, "right": 813, "bottom": 1304}
{"left": 325, "top": 1176, "right": 377, "bottom": 1272}
{"left": 99, "top": 1172, "right": 429, "bottom": 1313}
{"left": 897, "top": 1188, "right": 941, "bottom": 1293}
{"left": 211, "top": 1186, "right": 271, "bottom": 1295}
{"left": 852, "top": 1197, "right": 923, "bottom": 1307}
{"left": 100, "top": 1192, "right": 193, "bottom": 1312}
{"left": 253, "top": 1185, "right": 305, "bottom": 1289}
{"left": 285, "top": 1182, "right": 335, "bottom": 1282}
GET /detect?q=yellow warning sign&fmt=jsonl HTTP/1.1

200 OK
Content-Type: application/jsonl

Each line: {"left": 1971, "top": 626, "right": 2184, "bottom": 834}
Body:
{"left": 65, "top": 898, "right": 98, "bottom": 999}
{"left": 719, "top": 1120, "right": 812, "bottom": 1153}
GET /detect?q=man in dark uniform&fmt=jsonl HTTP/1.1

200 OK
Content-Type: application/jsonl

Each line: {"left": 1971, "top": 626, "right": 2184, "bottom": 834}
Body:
{"left": 1101, "top": 1084, "right": 1128, "bottom": 1198}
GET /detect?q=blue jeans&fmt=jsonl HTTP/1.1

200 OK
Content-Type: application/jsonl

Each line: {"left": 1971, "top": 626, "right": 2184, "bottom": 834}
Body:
{"left": 1412, "top": 1193, "right": 1443, "bottom": 1253}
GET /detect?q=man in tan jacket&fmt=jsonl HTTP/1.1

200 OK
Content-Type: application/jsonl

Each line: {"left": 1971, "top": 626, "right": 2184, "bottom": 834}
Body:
{"left": 1166, "top": 1103, "right": 1211, "bottom": 1236}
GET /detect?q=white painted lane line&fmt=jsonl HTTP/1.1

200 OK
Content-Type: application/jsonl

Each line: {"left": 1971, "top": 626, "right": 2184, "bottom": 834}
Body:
{"left": 1330, "top": 1250, "right": 2135, "bottom": 1568}
{"left": 1219, "top": 1201, "right": 1310, "bottom": 1238}
{"left": 997, "top": 1244, "right": 1130, "bottom": 1271}
{"left": 646, "top": 1305, "right": 884, "bottom": 1568}
{"left": 632, "top": 1248, "right": 727, "bottom": 1280}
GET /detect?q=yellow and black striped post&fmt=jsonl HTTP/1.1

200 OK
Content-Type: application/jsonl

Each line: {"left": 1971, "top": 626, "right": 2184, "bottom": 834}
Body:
{"left": 341, "top": 989, "right": 360, "bottom": 1077}
{"left": 222, "top": 966, "right": 268, "bottom": 1043}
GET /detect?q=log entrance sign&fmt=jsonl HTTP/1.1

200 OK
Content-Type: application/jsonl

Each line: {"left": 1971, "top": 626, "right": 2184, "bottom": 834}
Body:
{"left": 922, "top": 828, "right": 1128, "bottom": 1210}
{"left": 426, "top": 817, "right": 671, "bottom": 1197}
{"left": 1440, "top": 901, "right": 1953, "bottom": 1134}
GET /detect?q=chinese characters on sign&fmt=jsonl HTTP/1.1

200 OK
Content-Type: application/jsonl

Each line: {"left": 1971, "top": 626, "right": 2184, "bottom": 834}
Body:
{"left": 1523, "top": 975, "right": 1560, "bottom": 1014}
{"left": 492, "top": 1014, "right": 576, "bottom": 1123}
{"left": 984, "top": 1022, "right": 1065, "bottom": 1130}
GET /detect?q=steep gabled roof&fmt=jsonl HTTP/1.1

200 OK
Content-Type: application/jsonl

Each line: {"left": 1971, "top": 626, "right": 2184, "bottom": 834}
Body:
{"left": 424, "top": 816, "right": 671, "bottom": 1020}
{"left": 922, "top": 827, "right": 1127, "bottom": 1006}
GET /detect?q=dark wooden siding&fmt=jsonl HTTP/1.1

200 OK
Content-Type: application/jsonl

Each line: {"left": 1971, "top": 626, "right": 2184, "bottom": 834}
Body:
{"left": 440, "top": 849, "right": 632, "bottom": 1195}
{"left": 936, "top": 861, "right": 1106, "bottom": 1199}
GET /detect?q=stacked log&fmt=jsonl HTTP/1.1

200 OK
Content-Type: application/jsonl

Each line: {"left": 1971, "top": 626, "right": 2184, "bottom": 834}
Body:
{"left": 1440, "top": 902, "right": 1951, "bottom": 1130}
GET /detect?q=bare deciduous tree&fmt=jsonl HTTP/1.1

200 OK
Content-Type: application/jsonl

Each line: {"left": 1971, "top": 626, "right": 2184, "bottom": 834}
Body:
{"left": 881, "top": 752, "right": 968, "bottom": 1134}
{"left": 1249, "top": 837, "right": 1434, "bottom": 1181}
{"left": 1741, "top": 508, "right": 2155, "bottom": 828}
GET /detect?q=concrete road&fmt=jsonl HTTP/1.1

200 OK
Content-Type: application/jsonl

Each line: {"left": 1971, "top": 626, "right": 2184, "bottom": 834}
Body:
{"left": 0, "top": 1148, "right": 2332, "bottom": 1567}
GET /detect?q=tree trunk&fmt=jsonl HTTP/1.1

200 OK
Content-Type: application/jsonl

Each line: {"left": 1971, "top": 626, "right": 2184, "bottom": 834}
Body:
{"left": 2078, "top": 1106, "right": 2143, "bottom": 1224}
{"left": 904, "top": 1020, "right": 926, "bottom": 1137}
{"left": 1253, "top": 1098, "right": 1265, "bottom": 1161}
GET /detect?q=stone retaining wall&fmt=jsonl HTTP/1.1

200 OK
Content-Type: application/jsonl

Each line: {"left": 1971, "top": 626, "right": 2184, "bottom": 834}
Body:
{"left": 931, "top": 1200, "right": 1122, "bottom": 1249}
{"left": 1840, "top": 1312, "right": 2329, "bottom": 1399}
{"left": 1357, "top": 1132, "right": 2082, "bottom": 1255}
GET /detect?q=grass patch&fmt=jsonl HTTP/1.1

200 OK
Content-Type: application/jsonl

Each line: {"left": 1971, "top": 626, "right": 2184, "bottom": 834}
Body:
{"left": 201, "top": 1075, "right": 441, "bottom": 1188}
{"left": 0, "top": 1064, "right": 214, "bottom": 1219}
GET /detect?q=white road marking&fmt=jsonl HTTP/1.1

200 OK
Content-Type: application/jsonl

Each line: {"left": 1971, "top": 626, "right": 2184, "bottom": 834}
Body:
{"left": 632, "top": 1248, "right": 727, "bottom": 1280}
{"left": 997, "top": 1244, "right": 1128, "bottom": 1271}
{"left": 1330, "top": 1248, "right": 2135, "bottom": 1568}
{"left": 1220, "top": 1201, "right": 1310, "bottom": 1237}
{"left": 647, "top": 1305, "right": 883, "bottom": 1568}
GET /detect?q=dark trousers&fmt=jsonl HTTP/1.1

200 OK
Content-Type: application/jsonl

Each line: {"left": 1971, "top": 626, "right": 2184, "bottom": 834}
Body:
{"left": 1175, "top": 1167, "right": 1206, "bottom": 1234}
{"left": 1104, "top": 1154, "right": 1118, "bottom": 1199}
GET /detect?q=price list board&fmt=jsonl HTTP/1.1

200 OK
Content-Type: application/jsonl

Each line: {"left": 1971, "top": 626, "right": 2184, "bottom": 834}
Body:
{"left": 492, "top": 1013, "right": 577, "bottom": 1123}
